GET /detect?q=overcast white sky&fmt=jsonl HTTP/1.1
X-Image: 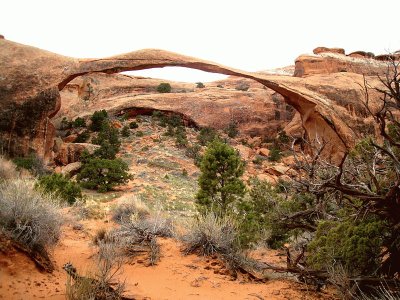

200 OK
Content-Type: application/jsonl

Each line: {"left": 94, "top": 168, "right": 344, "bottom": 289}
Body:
{"left": 2, "top": 0, "right": 399, "bottom": 82}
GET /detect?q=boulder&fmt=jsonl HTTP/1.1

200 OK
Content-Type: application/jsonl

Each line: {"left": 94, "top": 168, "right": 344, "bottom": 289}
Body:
{"left": 61, "top": 162, "right": 82, "bottom": 176}
{"left": 313, "top": 47, "right": 345, "bottom": 55}
{"left": 258, "top": 148, "right": 270, "bottom": 157}
{"left": 55, "top": 143, "right": 100, "bottom": 165}
{"left": 265, "top": 164, "right": 290, "bottom": 176}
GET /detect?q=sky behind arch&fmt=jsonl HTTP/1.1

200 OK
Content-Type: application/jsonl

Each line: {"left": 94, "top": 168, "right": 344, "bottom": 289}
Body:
{"left": 2, "top": 0, "right": 399, "bottom": 82}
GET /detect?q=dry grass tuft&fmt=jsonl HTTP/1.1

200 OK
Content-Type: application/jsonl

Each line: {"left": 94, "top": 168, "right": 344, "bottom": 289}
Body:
{"left": 0, "top": 179, "right": 62, "bottom": 251}
{"left": 0, "top": 155, "right": 19, "bottom": 180}
{"left": 111, "top": 196, "right": 150, "bottom": 224}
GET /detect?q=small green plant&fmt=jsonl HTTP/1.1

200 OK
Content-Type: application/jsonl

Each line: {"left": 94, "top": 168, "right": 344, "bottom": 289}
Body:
{"left": 252, "top": 155, "right": 264, "bottom": 165}
{"left": 129, "top": 121, "right": 139, "bottom": 129}
{"left": 185, "top": 143, "right": 202, "bottom": 166}
{"left": 157, "top": 83, "right": 172, "bottom": 93}
{"left": 225, "top": 121, "right": 239, "bottom": 138}
{"left": 268, "top": 146, "right": 282, "bottom": 162}
{"left": 136, "top": 131, "right": 144, "bottom": 137}
{"left": 197, "top": 127, "right": 218, "bottom": 146}
{"left": 196, "top": 82, "right": 205, "bottom": 88}
{"left": 77, "top": 158, "right": 132, "bottom": 192}
{"left": 36, "top": 173, "right": 83, "bottom": 205}
{"left": 72, "top": 117, "right": 86, "bottom": 128}
{"left": 182, "top": 168, "right": 188, "bottom": 177}
{"left": 89, "top": 110, "right": 108, "bottom": 132}
{"left": 175, "top": 126, "right": 188, "bottom": 148}
{"left": 121, "top": 125, "right": 130, "bottom": 137}
{"left": 74, "top": 130, "right": 90, "bottom": 143}
{"left": 61, "top": 117, "right": 73, "bottom": 130}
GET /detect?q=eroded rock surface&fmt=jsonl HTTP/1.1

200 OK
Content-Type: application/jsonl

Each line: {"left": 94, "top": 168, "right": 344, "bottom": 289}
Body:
{"left": 56, "top": 73, "right": 293, "bottom": 139}
{"left": 0, "top": 39, "right": 392, "bottom": 161}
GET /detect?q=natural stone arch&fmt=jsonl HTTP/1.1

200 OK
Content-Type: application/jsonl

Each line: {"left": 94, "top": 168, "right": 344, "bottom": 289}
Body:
{"left": 0, "top": 39, "right": 356, "bottom": 160}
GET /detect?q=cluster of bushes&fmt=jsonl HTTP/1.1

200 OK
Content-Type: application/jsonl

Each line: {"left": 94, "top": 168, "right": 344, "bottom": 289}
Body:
{"left": 35, "top": 173, "right": 83, "bottom": 205}
{"left": 266, "top": 131, "right": 291, "bottom": 162}
{"left": 61, "top": 117, "right": 87, "bottom": 130}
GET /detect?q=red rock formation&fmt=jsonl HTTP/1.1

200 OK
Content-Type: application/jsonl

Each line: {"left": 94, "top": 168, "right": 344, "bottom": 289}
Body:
{"left": 0, "top": 39, "right": 391, "bottom": 161}
{"left": 56, "top": 73, "right": 293, "bottom": 139}
{"left": 313, "top": 47, "right": 345, "bottom": 55}
{"left": 294, "top": 51, "right": 389, "bottom": 77}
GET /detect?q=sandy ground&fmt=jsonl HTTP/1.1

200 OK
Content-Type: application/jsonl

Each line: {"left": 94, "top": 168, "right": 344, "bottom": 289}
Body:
{"left": 0, "top": 212, "right": 334, "bottom": 300}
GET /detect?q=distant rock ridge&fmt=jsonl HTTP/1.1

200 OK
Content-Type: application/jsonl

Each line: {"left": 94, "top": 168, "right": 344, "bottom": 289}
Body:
{"left": 0, "top": 39, "right": 391, "bottom": 162}
{"left": 295, "top": 46, "right": 399, "bottom": 77}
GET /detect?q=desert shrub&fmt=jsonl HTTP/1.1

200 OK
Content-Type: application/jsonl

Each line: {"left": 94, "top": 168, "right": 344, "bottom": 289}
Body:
{"left": 66, "top": 237, "right": 125, "bottom": 300}
{"left": 308, "top": 219, "right": 387, "bottom": 276}
{"left": 61, "top": 117, "right": 73, "bottom": 130}
{"left": 74, "top": 200, "right": 107, "bottom": 220}
{"left": 0, "top": 156, "right": 18, "bottom": 180}
{"left": 225, "top": 121, "right": 239, "bottom": 138}
{"left": 164, "top": 124, "right": 175, "bottom": 136}
{"left": 175, "top": 126, "right": 188, "bottom": 148}
{"left": 129, "top": 121, "right": 139, "bottom": 129}
{"left": 0, "top": 179, "right": 62, "bottom": 251}
{"left": 235, "top": 82, "right": 250, "bottom": 91}
{"left": 277, "top": 131, "right": 290, "bottom": 145}
{"left": 35, "top": 173, "right": 82, "bottom": 205}
{"left": 156, "top": 82, "right": 172, "bottom": 93}
{"left": 72, "top": 117, "right": 86, "bottom": 128}
{"left": 181, "top": 213, "right": 238, "bottom": 256}
{"left": 89, "top": 110, "right": 108, "bottom": 132}
{"left": 111, "top": 213, "right": 174, "bottom": 265}
{"left": 92, "top": 122, "right": 121, "bottom": 159}
{"left": 111, "top": 197, "right": 150, "bottom": 224}
{"left": 12, "top": 153, "right": 47, "bottom": 176}
{"left": 136, "top": 131, "right": 144, "bottom": 137}
{"left": 197, "top": 127, "right": 218, "bottom": 146}
{"left": 252, "top": 155, "right": 265, "bottom": 165}
{"left": 196, "top": 82, "right": 205, "bottom": 88}
{"left": 268, "top": 146, "right": 282, "bottom": 162}
{"left": 196, "top": 139, "right": 245, "bottom": 215}
{"left": 78, "top": 158, "right": 132, "bottom": 192}
{"left": 74, "top": 130, "right": 90, "bottom": 143}
{"left": 185, "top": 143, "right": 201, "bottom": 159}
{"left": 236, "top": 179, "right": 287, "bottom": 248}
{"left": 121, "top": 125, "right": 130, "bottom": 137}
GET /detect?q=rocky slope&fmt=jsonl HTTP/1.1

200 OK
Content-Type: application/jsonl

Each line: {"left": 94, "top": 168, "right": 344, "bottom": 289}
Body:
{"left": 0, "top": 39, "right": 393, "bottom": 162}
{"left": 56, "top": 73, "right": 293, "bottom": 140}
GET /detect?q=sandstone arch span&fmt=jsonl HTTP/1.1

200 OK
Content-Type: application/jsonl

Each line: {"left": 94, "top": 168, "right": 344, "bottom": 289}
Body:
{"left": 0, "top": 39, "right": 358, "bottom": 160}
